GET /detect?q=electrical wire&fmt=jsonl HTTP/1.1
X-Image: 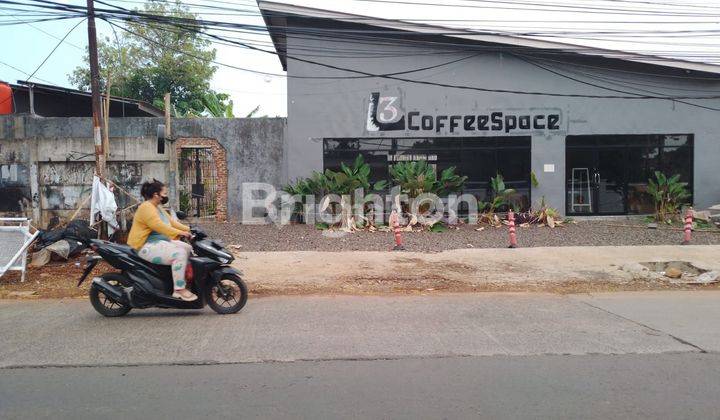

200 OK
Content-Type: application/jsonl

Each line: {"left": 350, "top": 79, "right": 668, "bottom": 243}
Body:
{"left": 107, "top": 18, "right": 720, "bottom": 101}
{"left": 5, "top": 0, "right": 720, "bottom": 106}
{"left": 0, "top": 11, "right": 84, "bottom": 50}
{"left": 91, "top": 8, "right": 720, "bottom": 65}
{"left": 514, "top": 54, "right": 720, "bottom": 110}
{"left": 4, "top": 5, "right": 717, "bottom": 72}
{"left": 8, "top": 0, "right": 720, "bottom": 57}
{"left": 105, "top": 19, "right": 490, "bottom": 79}
{"left": 352, "top": 0, "right": 720, "bottom": 17}
{"left": 26, "top": 17, "right": 86, "bottom": 82}
{"left": 15, "top": 0, "right": 720, "bottom": 38}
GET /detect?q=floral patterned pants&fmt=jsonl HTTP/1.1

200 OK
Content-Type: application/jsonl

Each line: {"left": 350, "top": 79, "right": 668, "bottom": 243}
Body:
{"left": 139, "top": 240, "right": 193, "bottom": 290}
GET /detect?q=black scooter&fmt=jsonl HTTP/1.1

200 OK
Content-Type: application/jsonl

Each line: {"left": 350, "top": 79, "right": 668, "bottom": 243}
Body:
{"left": 78, "top": 221, "right": 247, "bottom": 317}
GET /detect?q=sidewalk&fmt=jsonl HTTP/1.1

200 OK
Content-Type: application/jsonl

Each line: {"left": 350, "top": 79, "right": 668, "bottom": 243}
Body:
{"left": 235, "top": 245, "right": 720, "bottom": 295}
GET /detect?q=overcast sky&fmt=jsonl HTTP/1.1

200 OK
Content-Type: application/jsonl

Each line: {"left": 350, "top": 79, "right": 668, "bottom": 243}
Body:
{"left": 1, "top": 0, "right": 718, "bottom": 117}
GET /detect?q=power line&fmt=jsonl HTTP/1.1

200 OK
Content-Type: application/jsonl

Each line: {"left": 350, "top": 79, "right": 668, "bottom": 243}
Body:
{"left": 92, "top": 7, "right": 720, "bottom": 64}
{"left": 105, "top": 19, "right": 491, "bottom": 78}
{"left": 26, "top": 17, "right": 86, "bottom": 82}
{"left": 0, "top": 60, "right": 56, "bottom": 84}
{"left": 515, "top": 54, "right": 720, "bottom": 111}
{"left": 528, "top": 59, "right": 720, "bottom": 92}
{"left": 0, "top": 11, "right": 84, "bottom": 50}
{"left": 351, "top": 0, "right": 720, "bottom": 17}
{"left": 10, "top": 0, "right": 720, "bottom": 62}
{"left": 10, "top": 1, "right": 715, "bottom": 71}
{"left": 112, "top": 9, "right": 720, "bottom": 66}
{"left": 459, "top": 0, "right": 720, "bottom": 13}
{"left": 15, "top": 0, "right": 720, "bottom": 37}
{"left": 8, "top": 0, "right": 720, "bottom": 104}
{"left": 108, "top": 17, "right": 720, "bottom": 101}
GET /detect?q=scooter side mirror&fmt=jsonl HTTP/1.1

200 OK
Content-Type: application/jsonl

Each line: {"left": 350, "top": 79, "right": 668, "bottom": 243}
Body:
{"left": 175, "top": 210, "right": 187, "bottom": 220}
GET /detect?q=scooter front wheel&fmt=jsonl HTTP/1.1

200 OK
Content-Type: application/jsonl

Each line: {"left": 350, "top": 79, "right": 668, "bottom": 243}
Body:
{"left": 206, "top": 274, "right": 248, "bottom": 315}
{"left": 89, "top": 273, "right": 132, "bottom": 317}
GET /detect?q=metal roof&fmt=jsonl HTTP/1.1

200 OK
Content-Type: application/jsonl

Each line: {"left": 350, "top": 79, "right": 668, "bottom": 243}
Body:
{"left": 258, "top": 0, "right": 720, "bottom": 76}
{"left": 8, "top": 81, "right": 164, "bottom": 117}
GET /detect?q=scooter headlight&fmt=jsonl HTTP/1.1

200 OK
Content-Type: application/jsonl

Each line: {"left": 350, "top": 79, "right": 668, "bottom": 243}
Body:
{"left": 217, "top": 251, "right": 232, "bottom": 264}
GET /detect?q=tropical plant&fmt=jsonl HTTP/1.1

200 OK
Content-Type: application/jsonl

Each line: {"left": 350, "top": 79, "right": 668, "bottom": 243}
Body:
{"left": 436, "top": 166, "right": 468, "bottom": 196}
{"left": 478, "top": 174, "right": 516, "bottom": 224}
{"left": 338, "top": 154, "right": 388, "bottom": 193}
{"left": 179, "top": 190, "right": 191, "bottom": 213}
{"left": 647, "top": 171, "right": 690, "bottom": 223}
{"left": 388, "top": 161, "right": 466, "bottom": 197}
{"left": 283, "top": 173, "right": 322, "bottom": 222}
{"left": 530, "top": 196, "right": 561, "bottom": 227}
{"left": 530, "top": 171, "right": 539, "bottom": 188}
{"left": 282, "top": 155, "right": 386, "bottom": 226}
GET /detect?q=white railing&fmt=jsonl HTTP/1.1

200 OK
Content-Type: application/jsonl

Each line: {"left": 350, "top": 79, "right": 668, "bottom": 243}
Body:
{"left": 0, "top": 218, "right": 39, "bottom": 282}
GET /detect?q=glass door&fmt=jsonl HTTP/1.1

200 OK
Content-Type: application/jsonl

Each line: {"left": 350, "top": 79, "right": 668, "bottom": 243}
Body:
{"left": 566, "top": 147, "right": 626, "bottom": 215}
{"left": 595, "top": 148, "right": 626, "bottom": 214}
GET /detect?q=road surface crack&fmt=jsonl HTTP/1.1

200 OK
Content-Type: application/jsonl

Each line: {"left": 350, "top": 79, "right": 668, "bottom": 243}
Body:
{"left": 578, "top": 300, "right": 707, "bottom": 353}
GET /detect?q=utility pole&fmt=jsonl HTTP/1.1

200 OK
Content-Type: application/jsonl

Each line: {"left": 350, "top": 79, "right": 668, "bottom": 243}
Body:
{"left": 86, "top": 0, "right": 105, "bottom": 178}
{"left": 165, "top": 93, "right": 179, "bottom": 209}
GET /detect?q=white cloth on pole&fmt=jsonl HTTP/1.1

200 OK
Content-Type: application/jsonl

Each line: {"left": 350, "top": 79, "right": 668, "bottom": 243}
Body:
{"left": 90, "top": 176, "right": 119, "bottom": 234}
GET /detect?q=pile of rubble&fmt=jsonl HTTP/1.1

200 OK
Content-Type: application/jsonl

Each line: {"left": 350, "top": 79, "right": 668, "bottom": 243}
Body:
{"left": 29, "top": 220, "right": 98, "bottom": 267}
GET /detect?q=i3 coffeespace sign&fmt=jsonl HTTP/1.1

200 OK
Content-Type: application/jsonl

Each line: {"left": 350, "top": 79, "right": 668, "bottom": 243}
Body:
{"left": 366, "top": 92, "right": 564, "bottom": 135}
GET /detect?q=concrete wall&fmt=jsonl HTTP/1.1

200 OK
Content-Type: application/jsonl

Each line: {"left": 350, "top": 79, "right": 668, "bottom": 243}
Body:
{"left": 285, "top": 21, "right": 720, "bottom": 213}
{"left": 0, "top": 115, "right": 286, "bottom": 227}
{"left": 172, "top": 117, "right": 287, "bottom": 218}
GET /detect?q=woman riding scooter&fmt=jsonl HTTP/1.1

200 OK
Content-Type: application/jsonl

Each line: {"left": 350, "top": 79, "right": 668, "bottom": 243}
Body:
{"left": 127, "top": 179, "right": 196, "bottom": 301}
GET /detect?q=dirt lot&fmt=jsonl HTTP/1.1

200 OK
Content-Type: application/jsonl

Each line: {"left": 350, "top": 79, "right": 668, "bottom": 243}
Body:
{"left": 3, "top": 243, "right": 720, "bottom": 299}
{"left": 0, "top": 257, "right": 108, "bottom": 299}
{"left": 197, "top": 220, "right": 720, "bottom": 252}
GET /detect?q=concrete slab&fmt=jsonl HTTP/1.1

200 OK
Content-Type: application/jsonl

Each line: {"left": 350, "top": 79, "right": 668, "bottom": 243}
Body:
{"left": 573, "top": 291, "right": 720, "bottom": 352}
{"left": 4, "top": 353, "right": 720, "bottom": 420}
{"left": 0, "top": 294, "right": 692, "bottom": 368}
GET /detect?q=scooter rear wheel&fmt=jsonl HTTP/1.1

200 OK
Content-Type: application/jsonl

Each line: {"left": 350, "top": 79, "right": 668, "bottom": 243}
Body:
{"left": 206, "top": 274, "right": 248, "bottom": 315}
{"left": 89, "top": 273, "right": 132, "bottom": 317}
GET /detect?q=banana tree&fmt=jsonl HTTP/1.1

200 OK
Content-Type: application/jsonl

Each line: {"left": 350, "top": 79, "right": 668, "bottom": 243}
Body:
{"left": 283, "top": 154, "right": 386, "bottom": 228}
{"left": 647, "top": 171, "right": 690, "bottom": 223}
{"left": 388, "top": 161, "right": 436, "bottom": 198}
{"left": 389, "top": 161, "right": 466, "bottom": 197}
{"left": 388, "top": 161, "right": 467, "bottom": 226}
{"left": 479, "top": 174, "right": 516, "bottom": 225}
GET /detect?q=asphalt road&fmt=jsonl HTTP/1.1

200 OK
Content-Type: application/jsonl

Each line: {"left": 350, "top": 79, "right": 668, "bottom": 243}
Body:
{"left": 2, "top": 291, "right": 720, "bottom": 419}
{"left": 2, "top": 353, "right": 720, "bottom": 420}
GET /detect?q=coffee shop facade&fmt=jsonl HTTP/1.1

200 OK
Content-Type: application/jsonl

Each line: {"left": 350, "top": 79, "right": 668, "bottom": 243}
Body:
{"left": 260, "top": 1, "right": 720, "bottom": 215}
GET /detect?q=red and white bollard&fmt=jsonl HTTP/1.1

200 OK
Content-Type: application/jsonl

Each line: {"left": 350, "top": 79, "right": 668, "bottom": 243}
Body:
{"left": 681, "top": 207, "right": 693, "bottom": 245}
{"left": 389, "top": 209, "right": 405, "bottom": 251}
{"left": 507, "top": 210, "right": 518, "bottom": 248}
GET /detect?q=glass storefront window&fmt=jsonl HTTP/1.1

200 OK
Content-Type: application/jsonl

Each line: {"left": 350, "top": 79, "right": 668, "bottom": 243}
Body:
{"left": 566, "top": 134, "right": 693, "bottom": 215}
{"left": 324, "top": 137, "right": 532, "bottom": 210}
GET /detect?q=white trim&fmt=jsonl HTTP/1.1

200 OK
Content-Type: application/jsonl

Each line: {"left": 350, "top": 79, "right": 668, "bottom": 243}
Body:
{"left": 258, "top": 0, "right": 720, "bottom": 75}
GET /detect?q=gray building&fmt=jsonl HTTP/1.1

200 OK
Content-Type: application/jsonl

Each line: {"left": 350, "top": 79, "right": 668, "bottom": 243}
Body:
{"left": 260, "top": 1, "right": 720, "bottom": 216}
